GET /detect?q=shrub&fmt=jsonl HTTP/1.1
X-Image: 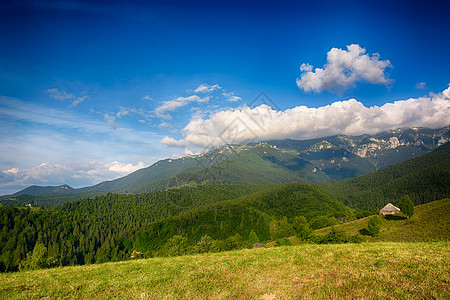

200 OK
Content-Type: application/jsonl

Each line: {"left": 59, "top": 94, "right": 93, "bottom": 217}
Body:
{"left": 367, "top": 215, "right": 383, "bottom": 237}
{"left": 274, "top": 237, "right": 292, "bottom": 247}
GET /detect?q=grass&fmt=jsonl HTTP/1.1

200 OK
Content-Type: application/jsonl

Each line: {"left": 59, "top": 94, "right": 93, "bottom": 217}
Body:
{"left": 315, "top": 198, "right": 450, "bottom": 242}
{"left": 1, "top": 241, "right": 449, "bottom": 299}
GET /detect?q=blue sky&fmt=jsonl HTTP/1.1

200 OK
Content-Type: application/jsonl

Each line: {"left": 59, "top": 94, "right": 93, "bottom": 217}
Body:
{"left": 0, "top": 0, "right": 449, "bottom": 194}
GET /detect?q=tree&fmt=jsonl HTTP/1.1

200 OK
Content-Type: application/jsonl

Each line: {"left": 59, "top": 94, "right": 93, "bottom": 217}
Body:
{"left": 278, "top": 217, "right": 295, "bottom": 238}
{"left": 19, "top": 243, "right": 48, "bottom": 271}
{"left": 367, "top": 215, "right": 382, "bottom": 237}
{"left": 398, "top": 195, "right": 414, "bottom": 219}
{"left": 248, "top": 230, "right": 259, "bottom": 246}
{"left": 293, "top": 216, "right": 307, "bottom": 231}
{"left": 162, "top": 235, "right": 188, "bottom": 257}
{"left": 193, "top": 235, "right": 217, "bottom": 254}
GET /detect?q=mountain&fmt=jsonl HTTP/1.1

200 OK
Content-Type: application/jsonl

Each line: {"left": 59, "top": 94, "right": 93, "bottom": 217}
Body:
{"left": 317, "top": 142, "right": 450, "bottom": 211}
{"left": 10, "top": 184, "right": 74, "bottom": 196}
{"left": 267, "top": 126, "right": 450, "bottom": 181}
{"left": 2, "top": 126, "right": 448, "bottom": 206}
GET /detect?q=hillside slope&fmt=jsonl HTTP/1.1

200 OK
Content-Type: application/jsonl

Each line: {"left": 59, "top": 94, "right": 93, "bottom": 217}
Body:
{"left": 1, "top": 242, "right": 448, "bottom": 299}
{"left": 317, "top": 143, "right": 450, "bottom": 211}
{"left": 315, "top": 198, "right": 450, "bottom": 242}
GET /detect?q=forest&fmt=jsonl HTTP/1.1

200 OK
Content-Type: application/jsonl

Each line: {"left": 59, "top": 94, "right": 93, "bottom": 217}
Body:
{"left": 0, "top": 184, "right": 362, "bottom": 272}
{"left": 1, "top": 143, "right": 449, "bottom": 272}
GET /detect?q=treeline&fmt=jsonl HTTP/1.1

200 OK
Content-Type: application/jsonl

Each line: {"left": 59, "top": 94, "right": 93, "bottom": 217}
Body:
{"left": 317, "top": 144, "right": 450, "bottom": 211}
{"left": 131, "top": 183, "right": 353, "bottom": 252}
{"left": 0, "top": 185, "right": 263, "bottom": 272}
{"left": 0, "top": 184, "right": 360, "bottom": 272}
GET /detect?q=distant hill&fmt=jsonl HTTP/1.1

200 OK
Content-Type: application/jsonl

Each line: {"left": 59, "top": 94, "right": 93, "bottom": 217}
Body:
{"left": 10, "top": 184, "right": 74, "bottom": 196}
{"left": 315, "top": 198, "right": 450, "bottom": 242}
{"left": 2, "top": 126, "right": 448, "bottom": 206}
{"left": 317, "top": 142, "right": 450, "bottom": 211}
{"left": 134, "top": 183, "right": 350, "bottom": 252}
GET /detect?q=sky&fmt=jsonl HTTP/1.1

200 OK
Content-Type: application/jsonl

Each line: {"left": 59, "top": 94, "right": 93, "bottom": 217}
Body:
{"left": 0, "top": 0, "right": 449, "bottom": 195}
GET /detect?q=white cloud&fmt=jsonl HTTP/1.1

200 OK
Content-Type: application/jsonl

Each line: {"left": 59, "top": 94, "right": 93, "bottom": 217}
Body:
{"left": 3, "top": 168, "right": 19, "bottom": 174}
{"left": 116, "top": 107, "right": 130, "bottom": 118}
{"left": 108, "top": 161, "right": 146, "bottom": 173}
{"left": 70, "top": 95, "right": 89, "bottom": 107}
{"left": 0, "top": 160, "right": 148, "bottom": 194}
{"left": 194, "top": 84, "right": 222, "bottom": 93}
{"left": 158, "top": 122, "right": 171, "bottom": 128}
{"left": 415, "top": 82, "right": 427, "bottom": 89}
{"left": 297, "top": 44, "right": 392, "bottom": 93}
{"left": 160, "top": 136, "right": 187, "bottom": 147}
{"left": 161, "top": 85, "right": 450, "bottom": 152}
{"left": 143, "top": 95, "right": 152, "bottom": 100}
{"left": 442, "top": 83, "right": 450, "bottom": 99}
{"left": 222, "top": 92, "right": 242, "bottom": 102}
{"left": 47, "top": 88, "right": 88, "bottom": 107}
{"left": 47, "top": 88, "right": 73, "bottom": 100}
{"left": 154, "top": 95, "right": 209, "bottom": 119}
{"left": 104, "top": 113, "right": 117, "bottom": 129}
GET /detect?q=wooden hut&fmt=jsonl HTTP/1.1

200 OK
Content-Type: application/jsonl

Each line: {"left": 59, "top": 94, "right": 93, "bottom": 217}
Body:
{"left": 379, "top": 203, "right": 401, "bottom": 215}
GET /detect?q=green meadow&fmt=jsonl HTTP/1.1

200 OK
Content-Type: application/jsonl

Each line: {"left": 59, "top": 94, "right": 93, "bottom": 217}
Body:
{"left": 1, "top": 241, "right": 448, "bottom": 299}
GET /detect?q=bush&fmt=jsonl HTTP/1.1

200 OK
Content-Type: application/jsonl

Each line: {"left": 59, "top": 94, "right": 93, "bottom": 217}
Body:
{"left": 367, "top": 215, "right": 383, "bottom": 237}
{"left": 310, "top": 216, "right": 337, "bottom": 230}
{"left": 274, "top": 237, "right": 292, "bottom": 247}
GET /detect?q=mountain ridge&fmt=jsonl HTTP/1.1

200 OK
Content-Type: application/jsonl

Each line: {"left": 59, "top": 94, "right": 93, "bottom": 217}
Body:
{"left": 2, "top": 126, "right": 448, "bottom": 204}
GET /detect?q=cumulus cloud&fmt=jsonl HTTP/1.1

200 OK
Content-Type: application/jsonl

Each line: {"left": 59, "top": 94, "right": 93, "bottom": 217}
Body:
{"left": 154, "top": 95, "right": 209, "bottom": 119}
{"left": 3, "top": 168, "right": 19, "bottom": 174}
{"left": 297, "top": 44, "right": 392, "bottom": 93}
{"left": 160, "top": 136, "right": 187, "bottom": 147}
{"left": 108, "top": 161, "right": 146, "bottom": 173}
{"left": 161, "top": 85, "right": 450, "bottom": 152}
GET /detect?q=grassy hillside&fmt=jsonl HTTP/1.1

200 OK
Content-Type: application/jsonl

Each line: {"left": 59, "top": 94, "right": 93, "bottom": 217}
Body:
{"left": 1, "top": 242, "right": 448, "bottom": 299}
{"left": 315, "top": 198, "right": 450, "bottom": 242}
{"left": 317, "top": 143, "right": 450, "bottom": 211}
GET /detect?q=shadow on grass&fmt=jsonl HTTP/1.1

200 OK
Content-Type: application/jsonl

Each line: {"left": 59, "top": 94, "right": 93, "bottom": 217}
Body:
{"left": 384, "top": 215, "right": 407, "bottom": 221}
{"left": 359, "top": 228, "right": 372, "bottom": 236}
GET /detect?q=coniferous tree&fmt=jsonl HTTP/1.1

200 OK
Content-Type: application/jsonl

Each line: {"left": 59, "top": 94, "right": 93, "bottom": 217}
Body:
{"left": 398, "top": 195, "right": 414, "bottom": 219}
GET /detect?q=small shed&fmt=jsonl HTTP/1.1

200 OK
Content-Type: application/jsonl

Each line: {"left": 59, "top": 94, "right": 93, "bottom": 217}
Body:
{"left": 379, "top": 203, "right": 401, "bottom": 215}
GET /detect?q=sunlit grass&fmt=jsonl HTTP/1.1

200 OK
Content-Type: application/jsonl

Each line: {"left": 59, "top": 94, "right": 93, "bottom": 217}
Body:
{"left": 1, "top": 241, "right": 448, "bottom": 299}
{"left": 316, "top": 198, "right": 450, "bottom": 242}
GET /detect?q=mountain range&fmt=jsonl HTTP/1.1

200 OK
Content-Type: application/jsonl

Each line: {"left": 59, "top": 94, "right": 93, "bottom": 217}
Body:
{"left": 2, "top": 126, "right": 449, "bottom": 206}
